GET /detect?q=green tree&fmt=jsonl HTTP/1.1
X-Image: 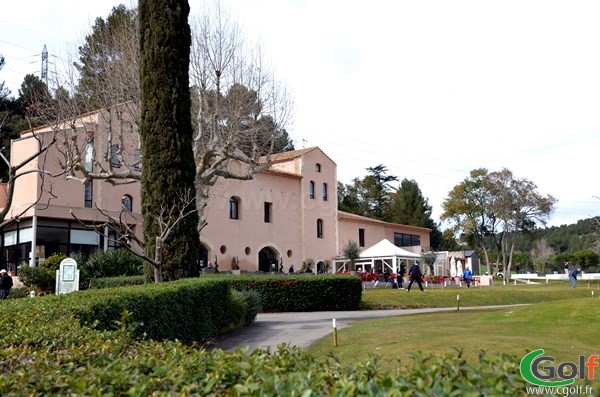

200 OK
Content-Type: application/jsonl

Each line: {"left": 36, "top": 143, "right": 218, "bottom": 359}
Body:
{"left": 442, "top": 168, "right": 556, "bottom": 280}
{"left": 387, "top": 178, "right": 442, "bottom": 249}
{"left": 337, "top": 179, "right": 369, "bottom": 216}
{"left": 441, "top": 168, "right": 500, "bottom": 274}
{"left": 342, "top": 240, "right": 361, "bottom": 272}
{"left": 139, "top": 0, "right": 200, "bottom": 281}
{"left": 362, "top": 165, "right": 397, "bottom": 220}
{"left": 18, "top": 74, "right": 52, "bottom": 126}
{"left": 488, "top": 168, "right": 557, "bottom": 279}
{"left": 74, "top": 4, "right": 138, "bottom": 110}
{"left": 0, "top": 54, "right": 9, "bottom": 100}
{"left": 337, "top": 165, "right": 397, "bottom": 220}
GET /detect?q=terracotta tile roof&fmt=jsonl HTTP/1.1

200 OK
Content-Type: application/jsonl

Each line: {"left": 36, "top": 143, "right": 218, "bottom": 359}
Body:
{"left": 263, "top": 168, "right": 303, "bottom": 179}
{"left": 259, "top": 147, "right": 318, "bottom": 164}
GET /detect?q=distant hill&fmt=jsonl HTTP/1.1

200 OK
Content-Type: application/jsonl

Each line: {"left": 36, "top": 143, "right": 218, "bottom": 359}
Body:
{"left": 515, "top": 216, "right": 599, "bottom": 255}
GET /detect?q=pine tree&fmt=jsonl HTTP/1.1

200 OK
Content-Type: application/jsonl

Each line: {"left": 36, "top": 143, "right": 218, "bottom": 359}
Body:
{"left": 139, "top": 0, "right": 200, "bottom": 280}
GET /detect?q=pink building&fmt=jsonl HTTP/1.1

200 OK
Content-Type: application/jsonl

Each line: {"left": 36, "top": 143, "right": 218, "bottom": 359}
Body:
{"left": 0, "top": 108, "right": 430, "bottom": 274}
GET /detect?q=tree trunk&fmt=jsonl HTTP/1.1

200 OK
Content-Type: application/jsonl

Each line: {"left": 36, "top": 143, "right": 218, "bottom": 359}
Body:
{"left": 154, "top": 236, "right": 163, "bottom": 283}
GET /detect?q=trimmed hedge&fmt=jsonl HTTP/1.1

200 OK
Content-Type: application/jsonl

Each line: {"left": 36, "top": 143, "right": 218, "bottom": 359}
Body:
{"left": 89, "top": 275, "right": 146, "bottom": 289}
{"left": 0, "top": 278, "right": 561, "bottom": 395}
{"left": 70, "top": 277, "right": 237, "bottom": 343}
{"left": 222, "top": 274, "right": 363, "bottom": 312}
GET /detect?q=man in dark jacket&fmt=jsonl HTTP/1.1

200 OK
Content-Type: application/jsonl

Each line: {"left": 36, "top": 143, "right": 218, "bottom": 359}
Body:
{"left": 0, "top": 269, "right": 13, "bottom": 299}
{"left": 407, "top": 261, "right": 424, "bottom": 292}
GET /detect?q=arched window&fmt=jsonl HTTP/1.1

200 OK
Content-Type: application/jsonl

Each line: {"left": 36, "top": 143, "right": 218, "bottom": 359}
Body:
{"left": 322, "top": 183, "right": 328, "bottom": 201}
{"left": 315, "top": 163, "right": 321, "bottom": 172}
{"left": 317, "top": 219, "right": 323, "bottom": 238}
{"left": 121, "top": 194, "right": 132, "bottom": 212}
{"left": 309, "top": 181, "right": 315, "bottom": 199}
{"left": 229, "top": 197, "right": 239, "bottom": 219}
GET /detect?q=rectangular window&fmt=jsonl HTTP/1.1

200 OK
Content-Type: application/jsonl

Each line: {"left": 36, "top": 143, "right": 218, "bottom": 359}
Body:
{"left": 229, "top": 197, "right": 239, "bottom": 220}
{"left": 394, "top": 232, "right": 420, "bottom": 247}
{"left": 359, "top": 228, "right": 365, "bottom": 247}
{"left": 84, "top": 181, "right": 93, "bottom": 208}
{"left": 121, "top": 121, "right": 133, "bottom": 133}
{"left": 70, "top": 229, "right": 100, "bottom": 245}
{"left": 264, "top": 202, "right": 272, "bottom": 223}
{"left": 110, "top": 144, "right": 121, "bottom": 168}
{"left": 134, "top": 148, "right": 142, "bottom": 171}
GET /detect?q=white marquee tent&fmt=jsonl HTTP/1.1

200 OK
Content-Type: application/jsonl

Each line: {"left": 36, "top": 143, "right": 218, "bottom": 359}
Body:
{"left": 334, "top": 239, "right": 421, "bottom": 274}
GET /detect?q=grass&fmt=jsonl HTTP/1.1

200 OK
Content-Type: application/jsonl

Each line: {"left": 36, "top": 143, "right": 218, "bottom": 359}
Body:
{"left": 360, "top": 281, "right": 599, "bottom": 309}
{"left": 307, "top": 282, "right": 600, "bottom": 388}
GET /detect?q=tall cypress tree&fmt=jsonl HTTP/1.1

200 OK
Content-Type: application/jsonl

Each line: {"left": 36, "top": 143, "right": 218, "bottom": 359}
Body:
{"left": 139, "top": 0, "right": 200, "bottom": 280}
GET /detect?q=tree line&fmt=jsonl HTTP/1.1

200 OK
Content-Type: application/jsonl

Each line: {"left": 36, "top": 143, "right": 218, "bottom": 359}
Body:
{"left": 338, "top": 166, "right": 599, "bottom": 277}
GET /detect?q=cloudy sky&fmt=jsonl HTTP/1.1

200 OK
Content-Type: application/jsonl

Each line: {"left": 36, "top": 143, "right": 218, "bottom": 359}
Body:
{"left": 2, "top": 0, "right": 599, "bottom": 227}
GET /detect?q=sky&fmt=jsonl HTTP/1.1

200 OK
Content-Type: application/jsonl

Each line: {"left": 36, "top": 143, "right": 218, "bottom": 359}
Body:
{"left": 2, "top": 0, "right": 600, "bottom": 228}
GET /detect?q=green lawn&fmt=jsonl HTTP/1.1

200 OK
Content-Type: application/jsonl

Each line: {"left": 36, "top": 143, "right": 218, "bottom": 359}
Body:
{"left": 308, "top": 283, "right": 600, "bottom": 388}
{"left": 360, "top": 281, "right": 598, "bottom": 309}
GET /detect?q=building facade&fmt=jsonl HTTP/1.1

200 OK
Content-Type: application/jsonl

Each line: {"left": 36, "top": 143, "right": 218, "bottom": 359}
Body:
{"left": 0, "top": 108, "right": 430, "bottom": 273}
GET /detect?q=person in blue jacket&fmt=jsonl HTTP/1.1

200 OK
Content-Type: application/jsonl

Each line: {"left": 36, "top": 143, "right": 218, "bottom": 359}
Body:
{"left": 463, "top": 268, "right": 473, "bottom": 288}
{"left": 569, "top": 266, "right": 580, "bottom": 288}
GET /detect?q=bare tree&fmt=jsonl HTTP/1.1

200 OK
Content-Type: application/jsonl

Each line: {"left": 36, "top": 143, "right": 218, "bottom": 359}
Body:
{"left": 71, "top": 189, "right": 198, "bottom": 282}
{"left": 0, "top": 122, "right": 57, "bottom": 230}
{"left": 189, "top": 2, "right": 292, "bottom": 231}
{"left": 51, "top": 3, "right": 292, "bottom": 234}
{"left": 18, "top": 4, "right": 292, "bottom": 278}
{"left": 530, "top": 238, "right": 555, "bottom": 275}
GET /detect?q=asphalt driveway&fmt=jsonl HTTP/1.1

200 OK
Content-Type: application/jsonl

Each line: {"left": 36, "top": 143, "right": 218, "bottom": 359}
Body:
{"left": 213, "top": 305, "right": 525, "bottom": 351}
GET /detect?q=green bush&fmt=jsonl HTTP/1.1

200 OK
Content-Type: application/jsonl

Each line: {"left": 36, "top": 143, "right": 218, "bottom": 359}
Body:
{"left": 0, "top": 280, "right": 575, "bottom": 395}
{"left": 80, "top": 249, "right": 144, "bottom": 289}
{"left": 89, "top": 275, "right": 146, "bottom": 289}
{"left": 226, "top": 274, "right": 362, "bottom": 312}
{"left": 5, "top": 286, "right": 29, "bottom": 300}
{"left": 17, "top": 265, "right": 55, "bottom": 293}
{"left": 71, "top": 278, "right": 239, "bottom": 343}
{"left": 40, "top": 252, "right": 68, "bottom": 272}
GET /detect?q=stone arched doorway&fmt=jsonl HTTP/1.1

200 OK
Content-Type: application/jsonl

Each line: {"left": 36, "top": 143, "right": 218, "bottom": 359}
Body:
{"left": 258, "top": 247, "right": 278, "bottom": 272}
{"left": 317, "top": 261, "right": 326, "bottom": 274}
{"left": 199, "top": 243, "right": 208, "bottom": 269}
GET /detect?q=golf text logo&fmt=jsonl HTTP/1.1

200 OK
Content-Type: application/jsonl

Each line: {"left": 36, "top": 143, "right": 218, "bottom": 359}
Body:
{"left": 520, "top": 349, "right": 599, "bottom": 387}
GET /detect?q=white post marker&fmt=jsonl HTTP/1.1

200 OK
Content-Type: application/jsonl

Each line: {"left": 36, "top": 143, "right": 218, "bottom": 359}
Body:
{"left": 457, "top": 294, "right": 460, "bottom": 311}
{"left": 332, "top": 319, "right": 338, "bottom": 347}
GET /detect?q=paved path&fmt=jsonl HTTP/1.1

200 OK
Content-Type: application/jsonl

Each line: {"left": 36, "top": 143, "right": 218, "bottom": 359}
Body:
{"left": 213, "top": 305, "right": 528, "bottom": 351}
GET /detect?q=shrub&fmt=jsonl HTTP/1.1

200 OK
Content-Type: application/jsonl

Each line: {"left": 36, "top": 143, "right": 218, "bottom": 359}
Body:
{"left": 80, "top": 249, "right": 144, "bottom": 289}
{"left": 88, "top": 275, "right": 146, "bottom": 289}
{"left": 227, "top": 274, "right": 362, "bottom": 312}
{"left": 17, "top": 266, "right": 55, "bottom": 294}
{"left": 40, "top": 252, "right": 68, "bottom": 272}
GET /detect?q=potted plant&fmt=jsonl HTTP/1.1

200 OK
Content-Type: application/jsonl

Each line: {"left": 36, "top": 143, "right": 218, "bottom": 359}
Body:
{"left": 300, "top": 258, "right": 315, "bottom": 273}
{"left": 342, "top": 240, "right": 361, "bottom": 275}
{"left": 231, "top": 256, "right": 240, "bottom": 275}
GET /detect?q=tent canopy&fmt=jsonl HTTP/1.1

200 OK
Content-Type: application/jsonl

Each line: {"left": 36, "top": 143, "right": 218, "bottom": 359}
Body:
{"left": 359, "top": 239, "right": 421, "bottom": 258}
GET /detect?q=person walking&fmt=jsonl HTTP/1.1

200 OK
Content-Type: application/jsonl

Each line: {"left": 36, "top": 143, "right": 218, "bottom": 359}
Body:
{"left": 0, "top": 269, "right": 13, "bottom": 300}
{"left": 463, "top": 267, "right": 473, "bottom": 288}
{"left": 407, "top": 261, "right": 424, "bottom": 292}
{"left": 569, "top": 266, "right": 580, "bottom": 288}
{"left": 397, "top": 265, "right": 406, "bottom": 289}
